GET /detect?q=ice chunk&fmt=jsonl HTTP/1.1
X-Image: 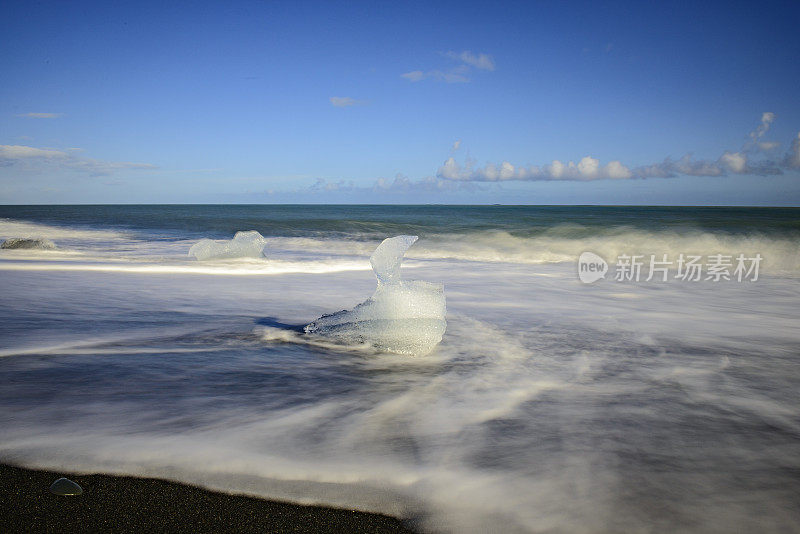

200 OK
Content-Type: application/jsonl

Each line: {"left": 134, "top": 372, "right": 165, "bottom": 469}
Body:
{"left": 1, "top": 238, "right": 56, "bottom": 250}
{"left": 189, "top": 230, "right": 268, "bottom": 260}
{"left": 305, "top": 235, "right": 446, "bottom": 355}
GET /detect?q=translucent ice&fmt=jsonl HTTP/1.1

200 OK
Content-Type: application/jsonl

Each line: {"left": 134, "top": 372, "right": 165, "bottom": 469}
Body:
{"left": 305, "top": 235, "right": 446, "bottom": 355}
{"left": 369, "top": 234, "right": 417, "bottom": 284}
{"left": 188, "top": 231, "right": 268, "bottom": 260}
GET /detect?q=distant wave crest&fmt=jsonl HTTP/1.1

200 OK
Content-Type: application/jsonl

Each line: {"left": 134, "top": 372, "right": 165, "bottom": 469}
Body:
{"left": 269, "top": 227, "right": 800, "bottom": 273}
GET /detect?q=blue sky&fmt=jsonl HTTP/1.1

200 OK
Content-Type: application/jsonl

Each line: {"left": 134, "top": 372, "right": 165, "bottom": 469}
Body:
{"left": 1, "top": 0, "right": 799, "bottom": 204}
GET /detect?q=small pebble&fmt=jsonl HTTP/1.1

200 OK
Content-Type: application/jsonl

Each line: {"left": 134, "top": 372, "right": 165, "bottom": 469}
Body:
{"left": 49, "top": 477, "right": 83, "bottom": 496}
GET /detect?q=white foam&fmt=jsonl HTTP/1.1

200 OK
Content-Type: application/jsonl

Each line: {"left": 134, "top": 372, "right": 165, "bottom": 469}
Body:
{"left": 3, "top": 217, "right": 797, "bottom": 275}
{"left": 2, "top": 259, "right": 800, "bottom": 533}
{"left": 249, "top": 229, "right": 800, "bottom": 273}
{"left": 2, "top": 217, "right": 800, "bottom": 532}
{"left": 0, "top": 217, "right": 130, "bottom": 242}
{"left": 0, "top": 258, "right": 370, "bottom": 276}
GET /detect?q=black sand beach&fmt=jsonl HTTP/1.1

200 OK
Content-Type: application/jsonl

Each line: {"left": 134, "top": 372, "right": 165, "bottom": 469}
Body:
{"left": 0, "top": 464, "right": 417, "bottom": 533}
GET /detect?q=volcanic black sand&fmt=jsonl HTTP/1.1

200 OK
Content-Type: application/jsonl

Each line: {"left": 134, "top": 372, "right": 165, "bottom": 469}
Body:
{"left": 0, "top": 463, "right": 418, "bottom": 533}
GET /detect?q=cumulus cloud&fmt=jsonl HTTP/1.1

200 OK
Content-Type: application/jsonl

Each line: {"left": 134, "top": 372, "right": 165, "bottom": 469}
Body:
{"left": 438, "top": 114, "right": 798, "bottom": 182}
{"left": 402, "top": 50, "right": 494, "bottom": 83}
{"left": 635, "top": 151, "right": 782, "bottom": 178}
{"left": 16, "top": 112, "right": 63, "bottom": 119}
{"left": 0, "top": 144, "right": 156, "bottom": 176}
{"left": 634, "top": 155, "right": 723, "bottom": 178}
{"left": 329, "top": 96, "right": 364, "bottom": 107}
{"left": 748, "top": 112, "right": 781, "bottom": 151}
{"left": 439, "top": 156, "right": 633, "bottom": 182}
{"left": 718, "top": 151, "right": 747, "bottom": 173}
{"left": 751, "top": 112, "right": 775, "bottom": 140}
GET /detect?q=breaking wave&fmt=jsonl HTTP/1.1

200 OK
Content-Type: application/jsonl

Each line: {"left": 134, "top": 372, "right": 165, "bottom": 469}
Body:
{"left": 2, "top": 217, "right": 798, "bottom": 274}
{"left": 269, "top": 228, "right": 800, "bottom": 273}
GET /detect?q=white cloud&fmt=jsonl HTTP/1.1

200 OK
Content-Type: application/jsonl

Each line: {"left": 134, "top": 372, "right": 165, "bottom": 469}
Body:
{"left": 401, "top": 70, "right": 425, "bottom": 82}
{"left": 452, "top": 140, "right": 461, "bottom": 151}
{"left": 373, "top": 173, "right": 471, "bottom": 193}
{"left": 438, "top": 114, "right": 798, "bottom": 182}
{"left": 750, "top": 112, "right": 775, "bottom": 141}
{"left": 606, "top": 160, "right": 633, "bottom": 179}
{"left": 785, "top": 132, "right": 800, "bottom": 169}
{"left": 438, "top": 157, "right": 462, "bottom": 180}
{"left": 438, "top": 156, "right": 632, "bottom": 181}
{"left": 402, "top": 50, "right": 494, "bottom": 83}
{"left": 0, "top": 145, "right": 67, "bottom": 159}
{"left": 431, "top": 66, "right": 470, "bottom": 83}
{"left": 16, "top": 112, "right": 63, "bottom": 119}
{"left": 401, "top": 67, "right": 469, "bottom": 83}
{"left": 444, "top": 51, "right": 495, "bottom": 71}
{"left": 0, "top": 144, "right": 156, "bottom": 176}
{"left": 329, "top": 96, "right": 364, "bottom": 107}
{"left": 757, "top": 141, "right": 780, "bottom": 151}
{"left": 301, "top": 175, "right": 475, "bottom": 197}
{"left": 746, "top": 112, "right": 781, "bottom": 152}
{"left": 718, "top": 151, "right": 747, "bottom": 173}
{"left": 634, "top": 155, "right": 723, "bottom": 178}
{"left": 310, "top": 177, "right": 355, "bottom": 191}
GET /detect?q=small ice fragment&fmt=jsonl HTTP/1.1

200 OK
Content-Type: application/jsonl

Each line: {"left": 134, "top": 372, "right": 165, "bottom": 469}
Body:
{"left": 49, "top": 477, "right": 83, "bottom": 496}
{"left": 1, "top": 238, "right": 56, "bottom": 250}
{"left": 188, "top": 230, "right": 268, "bottom": 260}
{"left": 305, "top": 235, "right": 446, "bottom": 355}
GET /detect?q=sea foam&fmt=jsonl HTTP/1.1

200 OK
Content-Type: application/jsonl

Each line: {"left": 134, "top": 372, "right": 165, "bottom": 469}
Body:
{"left": 304, "top": 235, "right": 446, "bottom": 355}
{"left": 254, "top": 228, "right": 800, "bottom": 273}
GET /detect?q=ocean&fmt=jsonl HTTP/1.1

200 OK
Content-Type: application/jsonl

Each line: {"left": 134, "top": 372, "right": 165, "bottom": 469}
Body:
{"left": 1, "top": 205, "right": 799, "bottom": 532}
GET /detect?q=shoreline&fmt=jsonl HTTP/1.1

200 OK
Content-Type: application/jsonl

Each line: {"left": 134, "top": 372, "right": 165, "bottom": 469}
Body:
{"left": 0, "top": 463, "right": 418, "bottom": 533}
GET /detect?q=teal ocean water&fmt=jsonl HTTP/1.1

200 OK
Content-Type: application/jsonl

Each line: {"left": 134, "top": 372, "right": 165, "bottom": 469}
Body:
{"left": 0, "top": 205, "right": 799, "bottom": 532}
{"left": 2, "top": 204, "right": 799, "bottom": 237}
